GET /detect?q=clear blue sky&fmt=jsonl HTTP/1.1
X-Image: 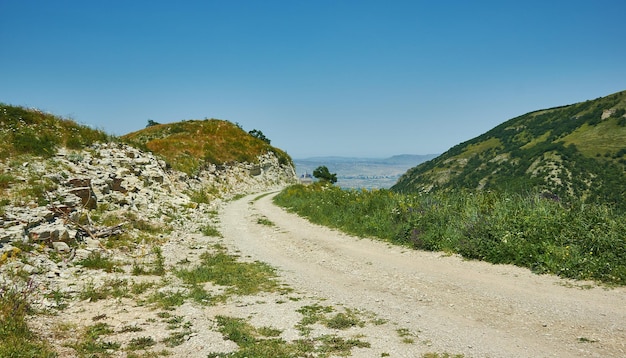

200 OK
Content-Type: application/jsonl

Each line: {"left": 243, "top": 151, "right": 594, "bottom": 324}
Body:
{"left": 1, "top": 1, "right": 624, "bottom": 158}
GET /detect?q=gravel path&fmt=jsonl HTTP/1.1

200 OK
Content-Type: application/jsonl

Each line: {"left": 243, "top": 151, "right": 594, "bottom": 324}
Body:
{"left": 220, "top": 192, "right": 626, "bottom": 357}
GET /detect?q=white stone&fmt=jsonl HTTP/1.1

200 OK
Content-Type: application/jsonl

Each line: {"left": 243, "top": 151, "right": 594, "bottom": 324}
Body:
{"left": 52, "top": 241, "right": 71, "bottom": 253}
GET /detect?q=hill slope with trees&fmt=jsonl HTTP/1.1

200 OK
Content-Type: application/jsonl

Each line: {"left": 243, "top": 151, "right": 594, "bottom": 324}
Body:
{"left": 392, "top": 90, "right": 626, "bottom": 209}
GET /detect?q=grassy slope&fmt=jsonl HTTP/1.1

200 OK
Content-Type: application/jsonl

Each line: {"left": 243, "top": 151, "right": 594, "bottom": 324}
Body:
{"left": 122, "top": 119, "right": 292, "bottom": 175}
{"left": 0, "top": 103, "right": 111, "bottom": 160}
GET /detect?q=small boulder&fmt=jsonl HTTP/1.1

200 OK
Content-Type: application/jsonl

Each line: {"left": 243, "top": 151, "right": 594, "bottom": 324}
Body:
{"left": 52, "top": 241, "right": 71, "bottom": 253}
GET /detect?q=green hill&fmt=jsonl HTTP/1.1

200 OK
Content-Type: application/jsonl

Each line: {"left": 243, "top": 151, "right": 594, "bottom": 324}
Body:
{"left": 122, "top": 119, "right": 292, "bottom": 175}
{"left": 391, "top": 90, "right": 626, "bottom": 209}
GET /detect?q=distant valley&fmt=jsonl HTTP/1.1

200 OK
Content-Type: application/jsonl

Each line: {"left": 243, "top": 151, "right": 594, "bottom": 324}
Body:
{"left": 294, "top": 154, "right": 438, "bottom": 189}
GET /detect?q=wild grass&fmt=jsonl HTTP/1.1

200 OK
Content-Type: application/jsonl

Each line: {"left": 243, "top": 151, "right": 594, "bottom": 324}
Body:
{"left": 132, "top": 247, "right": 166, "bottom": 276}
{"left": 209, "top": 315, "right": 370, "bottom": 358}
{"left": 175, "top": 245, "right": 286, "bottom": 298}
{"left": 146, "top": 291, "right": 186, "bottom": 311}
{"left": 45, "top": 289, "right": 71, "bottom": 310}
{"left": 274, "top": 184, "right": 626, "bottom": 285}
{"left": 396, "top": 327, "right": 418, "bottom": 344}
{"left": 160, "top": 315, "right": 193, "bottom": 347}
{"left": 296, "top": 304, "right": 366, "bottom": 336}
{"left": 79, "top": 278, "right": 130, "bottom": 302}
{"left": 0, "top": 173, "right": 15, "bottom": 189}
{"left": 200, "top": 224, "right": 222, "bottom": 237}
{"left": 0, "top": 103, "right": 112, "bottom": 160}
{"left": 186, "top": 186, "right": 218, "bottom": 204}
{"left": 0, "top": 281, "right": 57, "bottom": 357}
{"left": 76, "top": 251, "right": 122, "bottom": 273}
{"left": 122, "top": 119, "right": 292, "bottom": 175}
{"left": 66, "top": 322, "right": 121, "bottom": 357}
{"left": 127, "top": 336, "right": 156, "bottom": 351}
{"left": 256, "top": 216, "right": 275, "bottom": 227}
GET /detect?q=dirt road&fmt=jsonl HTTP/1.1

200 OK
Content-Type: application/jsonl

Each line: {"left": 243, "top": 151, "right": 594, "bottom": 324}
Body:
{"left": 220, "top": 192, "right": 626, "bottom": 357}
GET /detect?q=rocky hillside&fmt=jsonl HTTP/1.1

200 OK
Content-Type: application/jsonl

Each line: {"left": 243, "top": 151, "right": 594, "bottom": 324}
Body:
{"left": 0, "top": 104, "right": 299, "bottom": 355}
{"left": 0, "top": 103, "right": 296, "bottom": 298}
{"left": 392, "top": 90, "right": 626, "bottom": 209}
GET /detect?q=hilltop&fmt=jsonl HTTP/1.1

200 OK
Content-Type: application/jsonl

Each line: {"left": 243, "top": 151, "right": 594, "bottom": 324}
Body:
{"left": 392, "top": 90, "right": 626, "bottom": 209}
{"left": 121, "top": 119, "right": 292, "bottom": 175}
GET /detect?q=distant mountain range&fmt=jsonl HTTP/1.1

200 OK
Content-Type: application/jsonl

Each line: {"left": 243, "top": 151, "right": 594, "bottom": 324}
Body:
{"left": 392, "top": 90, "right": 626, "bottom": 209}
{"left": 294, "top": 154, "right": 438, "bottom": 189}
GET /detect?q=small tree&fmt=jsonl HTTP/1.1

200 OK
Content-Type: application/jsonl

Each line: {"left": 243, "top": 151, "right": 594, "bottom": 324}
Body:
{"left": 313, "top": 166, "right": 337, "bottom": 184}
{"left": 146, "top": 119, "right": 160, "bottom": 127}
{"left": 248, "top": 129, "right": 270, "bottom": 144}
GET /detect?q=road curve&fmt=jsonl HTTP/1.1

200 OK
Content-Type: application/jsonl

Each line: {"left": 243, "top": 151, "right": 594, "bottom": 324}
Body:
{"left": 220, "top": 191, "right": 626, "bottom": 357}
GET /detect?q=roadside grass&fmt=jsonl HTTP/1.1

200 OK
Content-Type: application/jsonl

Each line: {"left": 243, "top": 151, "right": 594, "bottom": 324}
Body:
{"left": 256, "top": 216, "right": 275, "bottom": 227}
{"left": 252, "top": 192, "right": 273, "bottom": 202}
{"left": 396, "top": 327, "right": 419, "bottom": 344}
{"left": 200, "top": 223, "right": 222, "bottom": 237}
{"left": 296, "top": 304, "right": 371, "bottom": 336}
{"left": 146, "top": 291, "right": 187, "bottom": 311}
{"left": 209, "top": 315, "right": 370, "bottom": 358}
{"left": 0, "top": 281, "right": 57, "bottom": 357}
{"left": 274, "top": 183, "right": 626, "bottom": 285}
{"left": 76, "top": 251, "right": 123, "bottom": 273}
{"left": 66, "top": 322, "right": 121, "bottom": 357}
{"left": 132, "top": 247, "right": 166, "bottom": 276}
{"left": 127, "top": 336, "right": 156, "bottom": 351}
{"left": 79, "top": 278, "right": 130, "bottom": 302}
{"left": 175, "top": 244, "right": 290, "bottom": 299}
{"left": 160, "top": 313, "right": 193, "bottom": 348}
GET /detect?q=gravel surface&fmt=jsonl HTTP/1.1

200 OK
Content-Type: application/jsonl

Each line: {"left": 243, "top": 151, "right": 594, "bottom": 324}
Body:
{"left": 220, "top": 192, "right": 626, "bottom": 357}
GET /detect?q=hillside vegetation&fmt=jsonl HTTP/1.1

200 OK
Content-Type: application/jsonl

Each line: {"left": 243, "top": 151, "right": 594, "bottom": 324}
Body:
{"left": 275, "top": 90, "right": 626, "bottom": 286}
{"left": 392, "top": 90, "right": 626, "bottom": 210}
{"left": 122, "top": 119, "right": 292, "bottom": 175}
{"left": 275, "top": 183, "right": 626, "bottom": 285}
{"left": 0, "top": 104, "right": 112, "bottom": 159}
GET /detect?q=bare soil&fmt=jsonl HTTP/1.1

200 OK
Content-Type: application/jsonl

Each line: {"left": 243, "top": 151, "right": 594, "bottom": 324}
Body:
{"left": 220, "top": 192, "right": 626, "bottom": 357}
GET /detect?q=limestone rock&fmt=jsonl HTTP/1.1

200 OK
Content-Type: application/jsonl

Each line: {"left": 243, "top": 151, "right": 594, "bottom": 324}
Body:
{"left": 52, "top": 241, "right": 71, "bottom": 253}
{"left": 28, "top": 220, "right": 71, "bottom": 242}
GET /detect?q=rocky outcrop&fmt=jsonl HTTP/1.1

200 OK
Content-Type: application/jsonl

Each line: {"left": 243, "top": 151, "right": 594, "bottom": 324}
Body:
{"left": 0, "top": 142, "right": 297, "bottom": 300}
